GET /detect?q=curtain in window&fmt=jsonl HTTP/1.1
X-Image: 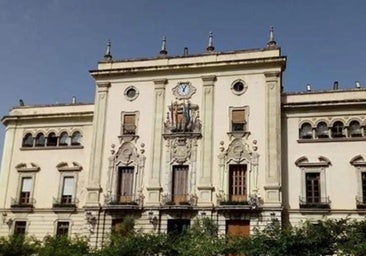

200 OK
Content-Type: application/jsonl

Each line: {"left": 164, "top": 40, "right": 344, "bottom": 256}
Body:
{"left": 62, "top": 177, "right": 74, "bottom": 196}
{"left": 118, "top": 167, "right": 134, "bottom": 202}
{"left": 21, "top": 177, "right": 32, "bottom": 192}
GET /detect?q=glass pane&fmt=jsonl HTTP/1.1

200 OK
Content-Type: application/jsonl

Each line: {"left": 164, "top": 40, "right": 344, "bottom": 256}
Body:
{"left": 21, "top": 177, "right": 32, "bottom": 192}
{"left": 62, "top": 177, "right": 74, "bottom": 196}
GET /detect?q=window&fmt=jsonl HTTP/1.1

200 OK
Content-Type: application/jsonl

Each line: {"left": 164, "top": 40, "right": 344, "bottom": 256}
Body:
{"left": 230, "top": 80, "right": 248, "bottom": 95}
{"left": 22, "top": 133, "right": 33, "bottom": 147}
{"left": 61, "top": 177, "right": 75, "bottom": 204}
{"left": 349, "top": 120, "right": 362, "bottom": 137}
{"left": 229, "top": 165, "right": 247, "bottom": 202}
{"left": 71, "top": 131, "right": 82, "bottom": 146}
{"left": 35, "top": 133, "right": 45, "bottom": 147}
{"left": 362, "top": 172, "right": 366, "bottom": 204}
{"left": 56, "top": 221, "right": 69, "bottom": 236}
{"left": 14, "top": 221, "right": 27, "bottom": 235}
{"left": 19, "top": 177, "right": 32, "bottom": 205}
{"left": 122, "top": 114, "right": 136, "bottom": 135}
{"left": 331, "top": 121, "right": 344, "bottom": 138}
{"left": 117, "top": 167, "right": 134, "bottom": 202}
{"left": 124, "top": 86, "right": 139, "bottom": 101}
{"left": 305, "top": 173, "right": 320, "bottom": 203}
{"left": 167, "top": 219, "right": 190, "bottom": 236}
{"left": 47, "top": 132, "right": 57, "bottom": 146}
{"left": 316, "top": 122, "right": 329, "bottom": 138}
{"left": 59, "top": 132, "right": 69, "bottom": 146}
{"left": 231, "top": 109, "right": 246, "bottom": 132}
{"left": 172, "top": 165, "right": 188, "bottom": 204}
{"left": 299, "top": 123, "right": 313, "bottom": 139}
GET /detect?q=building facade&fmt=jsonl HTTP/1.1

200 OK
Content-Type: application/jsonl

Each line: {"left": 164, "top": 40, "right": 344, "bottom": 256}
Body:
{"left": 0, "top": 32, "right": 365, "bottom": 246}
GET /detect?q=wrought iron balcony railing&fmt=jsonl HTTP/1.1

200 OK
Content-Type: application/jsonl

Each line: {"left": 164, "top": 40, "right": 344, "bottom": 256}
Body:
{"left": 52, "top": 197, "right": 78, "bottom": 208}
{"left": 108, "top": 194, "right": 140, "bottom": 205}
{"left": 299, "top": 196, "right": 331, "bottom": 209}
{"left": 11, "top": 197, "right": 35, "bottom": 208}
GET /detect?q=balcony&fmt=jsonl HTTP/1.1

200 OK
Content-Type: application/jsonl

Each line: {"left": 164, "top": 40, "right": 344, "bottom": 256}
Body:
{"left": 52, "top": 197, "right": 78, "bottom": 212}
{"left": 10, "top": 197, "right": 35, "bottom": 212}
{"left": 299, "top": 196, "right": 331, "bottom": 213}
{"left": 104, "top": 194, "right": 143, "bottom": 210}
{"left": 217, "top": 194, "right": 261, "bottom": 211}
{"left": 356, "top": 196, "right": 366, "bottom": 209}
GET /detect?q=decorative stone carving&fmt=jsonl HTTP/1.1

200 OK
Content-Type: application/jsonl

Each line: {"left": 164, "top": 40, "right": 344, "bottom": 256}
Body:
{"left": 163, "top": 100, "right": 201, "bottom": 136}
{"left": 227, "top": 139, "right": 251, "bottom": 164}
{"left": 170, "top": 138, "right": 192, "bottom": 164}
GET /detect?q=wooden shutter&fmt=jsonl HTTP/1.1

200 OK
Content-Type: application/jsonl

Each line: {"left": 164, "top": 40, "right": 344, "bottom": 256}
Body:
{"left": 229, "top": 165, "right": 247, "bottom": 202}
{"left": 227, "top": 220, "right": 250, "bottom": 237}
{"left": 172, "top": 165, "right": 188, "bottom": 204}
{"left": 123, "top": 114, "right": 136, "bottom": 134}
{"left": 232, "top": 109, "right": 245, "bottom": 123}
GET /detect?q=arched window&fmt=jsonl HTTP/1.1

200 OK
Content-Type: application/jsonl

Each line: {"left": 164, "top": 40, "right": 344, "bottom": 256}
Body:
{"left": 22, "top": 133, "right": 33, "bottom": 147}
{"left": 35, "top": 133, "right": 45, "bottom": 147}
{"left": 316, "top": 122, "right": 329, "bottom": 138}
{"left": 71, "top": 131, "right": 82, "bottom": 146}
{"left": 331, "top": 121, "right": 344, "bottom": 138}
{"left": 299, "top": 123, "right": 313, "bottom": 139}
{"left": 349, "top": 120, "right": 362, "bottom": 137}
{"left": 47, "top": 132, "right": 58, "bottom": 147}
{"left": 59, "top": 132, "right": 69, "bottom": 146}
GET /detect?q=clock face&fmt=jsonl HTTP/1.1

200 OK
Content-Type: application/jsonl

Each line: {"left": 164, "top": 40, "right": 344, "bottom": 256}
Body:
{"left": 177, "top": 83, "right": 190, "bottom": 96}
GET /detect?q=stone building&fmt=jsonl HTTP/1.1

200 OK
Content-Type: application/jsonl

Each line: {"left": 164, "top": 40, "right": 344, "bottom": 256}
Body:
{"left": 0, "top": 30, "right": 365, "bottom": 247}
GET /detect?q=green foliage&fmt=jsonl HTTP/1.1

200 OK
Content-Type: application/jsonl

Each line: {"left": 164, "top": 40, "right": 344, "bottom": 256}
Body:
{"left": 37, "top": 235, "right": 91, "bottom": 256}
{"left": 0, "top": 235, "right": 38, "bottom": 256}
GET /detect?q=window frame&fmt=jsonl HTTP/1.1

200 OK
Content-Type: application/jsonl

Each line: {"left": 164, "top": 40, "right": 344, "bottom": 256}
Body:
{"left": 13, "top": 220, "right": 27, "bottom": 235}
{"left": 56, "top": 221, "right": 70, "bottom": 236}
{"left": 56, "top": 164, "right": 81, "bottom": 207}
{"left": 228, "top": 106, "right": 249, "bottom": 135}
{"left": 228, "top": 164, "right": 248, "bottom": 202}
{"left": 121, "top": 111, "right": 139, "bottom": 136}
{"left": 22, "top": 133, "right": 34, "bottom": 147}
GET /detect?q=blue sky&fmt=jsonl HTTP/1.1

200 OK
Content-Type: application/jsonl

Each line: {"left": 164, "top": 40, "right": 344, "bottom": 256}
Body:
{"left": 0, "top": 0, "right": 366, "bottom": 159}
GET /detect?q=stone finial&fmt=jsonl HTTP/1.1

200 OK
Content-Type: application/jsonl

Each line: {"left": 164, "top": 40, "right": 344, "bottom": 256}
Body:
{"left": 104, "top": 40, "right": 112, "bottom": 61}
{"left": 266, "top": 26, "right": 277, "bottom": 48}
{"left": 159, "top": 36, "right": 168, "bottom": 56}
{"left": 206, "top": 31, "right": 215, "bottom": 52}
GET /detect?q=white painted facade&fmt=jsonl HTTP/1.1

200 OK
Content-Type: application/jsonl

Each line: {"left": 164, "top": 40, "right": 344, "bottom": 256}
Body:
{"left": 0, "top": 37, "right": 365, "bottom": 247}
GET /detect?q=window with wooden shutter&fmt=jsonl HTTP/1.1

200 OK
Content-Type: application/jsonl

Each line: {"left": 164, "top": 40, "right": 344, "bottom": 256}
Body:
{"left": 172, "top": 165, "right": 188, "bottom": 204}
{"left": 229, "top": 165, "right": 247, "bottom": 202}
{"left": 123, "top": 114, "right": 136, "bottom": 135}
{"left": 20, "top": 177, "right": 32, "bottom": 204}
{"left": 117, "top": 167, "right": 134, "bottom": 202}
{"left": 231, "top": 109, "right": 246, "bottom": 132}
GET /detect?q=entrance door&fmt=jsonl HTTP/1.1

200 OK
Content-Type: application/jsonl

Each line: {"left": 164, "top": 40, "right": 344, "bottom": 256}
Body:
{"left": 226, "top": 220, "right": 250, "bottom": 237}
{"left": 167, "top": 219, "right": 190, "bottom": 236}
{"left": 229, "top": 165, "right": 247, "bottom": 202}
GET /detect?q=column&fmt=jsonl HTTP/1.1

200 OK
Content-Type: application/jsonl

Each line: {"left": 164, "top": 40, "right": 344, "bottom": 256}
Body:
{"left": 264, "top": 72, "right": 281, "bottom": 206}
{"left": 146, "top": 79, "right": 167, "bottom": 205}
{"left": 86, "top": 81, "right": 111, "bottom": 207}
{"left": 198, "top": 75, "right": 216, "bottom": 205}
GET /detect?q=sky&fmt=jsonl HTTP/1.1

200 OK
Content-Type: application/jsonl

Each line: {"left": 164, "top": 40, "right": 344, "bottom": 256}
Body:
{"left": 0, "top": 0, "right": 366, "bottom": 160}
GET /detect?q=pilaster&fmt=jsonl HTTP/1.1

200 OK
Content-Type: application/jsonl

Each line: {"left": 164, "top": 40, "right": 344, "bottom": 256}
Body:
{"left": 86, "top": 81, "right": 111, "bottom": 207}
{"left": 198, "top": 75, "right": 216, "bottom": 205}
{"left": 146, "top": 79, "right": 167, "bottom": 204}
{"left": 264, "top": 72, "right": 281, "bottom": 206}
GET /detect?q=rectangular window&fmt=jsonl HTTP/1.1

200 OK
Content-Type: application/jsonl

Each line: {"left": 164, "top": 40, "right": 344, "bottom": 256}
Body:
{"left": 123, "top": 114, "right": 136, "bottom": 135}
{"left": 229, "top": 165, "right": 247, "bottom": 202}
{"left": 362, "top": 172, "right": 366, "bottom": 203}
{"left": 231, "top": 109, "right": 246, "bottom": 132}
{"left": 117, "top": 167, "right": 134, "bottom": 202}
{"left": 20, "top": 177, "right": 32, "bottom": 205}
{"left": 56, "top": 221, "right": 69, "bottom": 236}
{"left": 61, "top": 177, "right": 74, "bottom": 204}
{"left": 14, "top": 221, "right": 27, "bottom": 235}
{"left": 305, "top": 173, "right": 321, "bottom": 203}
{"left": 172, "top": 165, "right": 188, "bottom": 204}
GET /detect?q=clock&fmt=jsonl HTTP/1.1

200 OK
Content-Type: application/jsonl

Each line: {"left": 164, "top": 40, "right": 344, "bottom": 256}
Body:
{"left": 177, "top": 83, "right": 190, "bottom": 96}
{"left": 173, "top": 82, "right": 196, "bottom": 99}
